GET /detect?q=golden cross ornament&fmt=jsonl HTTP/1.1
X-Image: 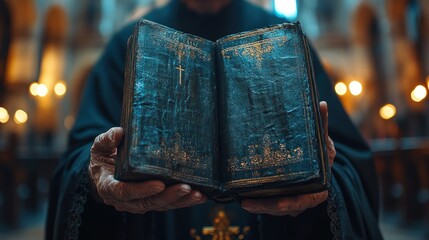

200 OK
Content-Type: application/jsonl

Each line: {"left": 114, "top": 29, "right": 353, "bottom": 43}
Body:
{"left": 176, "top": 65, "right": 185, "bottom": 85}
{"left": 190, "top": 210, "right": 250, "bottom": 240}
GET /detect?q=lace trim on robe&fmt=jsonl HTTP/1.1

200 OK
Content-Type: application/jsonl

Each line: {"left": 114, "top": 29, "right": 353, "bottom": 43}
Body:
{"left": 64, "top": 163, "right": 90, "bottom": 240}
{"left": 327, "top": 182, "right": 342, "bottom": 240}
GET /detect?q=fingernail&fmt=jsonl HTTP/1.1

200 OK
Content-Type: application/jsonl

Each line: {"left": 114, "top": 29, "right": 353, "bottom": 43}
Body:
{"left": 178, "top": 185, "right": 191, "bottom": 194}
{"left": 192, "top": 191, "right": 202, "bottom": 200}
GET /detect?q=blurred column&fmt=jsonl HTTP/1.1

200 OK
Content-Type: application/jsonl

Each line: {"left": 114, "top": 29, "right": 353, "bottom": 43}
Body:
{"left": 350, "top": 3, "right": 389, "bottom": 138}
{"left": 34, "top": 5, "right": 68, "bottom": 146}
{"left": 385, "top": 0, "right": 427, "bottom": 136}
{"left": 4, "top": 0, "right": 37, "bottom": 85}
{"left": 2, "top": 0, "right": 37, "bottom": 139}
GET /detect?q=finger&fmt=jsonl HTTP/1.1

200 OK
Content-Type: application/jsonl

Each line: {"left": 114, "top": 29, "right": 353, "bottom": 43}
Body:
{"left": 294, "top": 191, "right": 328, "bottom": 209}
{"left": 289, "top": 210, "right": 304, "bottom": 217}
{"left": 126, "top": 189, "right": 207, "bottom": 213}
{"left": 241, "top": 196, "right": 297, "bottom": 215}
{"left": 319, "top": 101, "right": 335, "bottom": 166}
{"left": 241, "top": 191, "right": 328, "bottom": 216}
{"left": 88, "top": 153, "right": 116, "bottom": 189}
{"left": 92, "top": 127, "right": 124, "bottom": 154}
{"left": 165, "top": 190, "right": 207, "bottom": 209}
{"left": 90, "top": 149, "right": 116, "bottom": 167}
{"left": 134, "top": 184, "right": 193, "bottom": 212}
{"left": 89, "top": 160, "right": 115, "bottom": 180}
{"left": 99, "top": 175, "right": 165, "bottom": 202}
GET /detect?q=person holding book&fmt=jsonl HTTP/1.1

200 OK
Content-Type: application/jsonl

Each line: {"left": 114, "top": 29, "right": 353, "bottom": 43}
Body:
{"left": 46, "top": 0, "right": 383, "bottom": 239}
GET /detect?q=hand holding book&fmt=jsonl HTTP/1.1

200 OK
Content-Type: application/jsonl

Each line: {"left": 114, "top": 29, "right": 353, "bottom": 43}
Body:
{"left": 116, "top": 20, "right": 331, "bottom": 201}
{"left": 88, "top": 127, "right": 207, "bottom": 214}
{"left": 87, "top": 101, "right": 334, "bottom": 216}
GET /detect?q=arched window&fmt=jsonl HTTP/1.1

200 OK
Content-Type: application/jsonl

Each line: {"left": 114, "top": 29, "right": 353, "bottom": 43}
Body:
{"left": 72, "top": 1, "right": 103, "bottom": 47}
{"left": 4, "top": 0, "right": 37, "bottom": 84}
{"left": 352, "top": 3, "right": 385, "bottom": 101}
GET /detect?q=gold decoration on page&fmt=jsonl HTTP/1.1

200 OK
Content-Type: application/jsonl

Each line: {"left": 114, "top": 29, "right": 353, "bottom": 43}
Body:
{"left": 162, "top": 38, "right": 211, "bottom": 62}
{"left": 227, "top": 134, "right": 303, "bottom": 172}
{"left": 146, "top": 132, "right": 209, "bottom": 170}
{"left": 221, "top": 36, "right": 287, "bottom": 67}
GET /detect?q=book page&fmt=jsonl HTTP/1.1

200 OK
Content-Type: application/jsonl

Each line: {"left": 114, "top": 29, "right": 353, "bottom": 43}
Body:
{"left": 216, "top": 23, "right": 325, "bottom": 189}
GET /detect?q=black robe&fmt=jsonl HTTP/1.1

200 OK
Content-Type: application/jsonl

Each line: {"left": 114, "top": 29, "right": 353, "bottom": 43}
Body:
{"left": 46, "top": 0, "right": 383, "bottom": 239}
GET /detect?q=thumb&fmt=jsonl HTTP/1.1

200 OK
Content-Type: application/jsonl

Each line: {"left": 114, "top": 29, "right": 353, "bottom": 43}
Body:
{"left": 92, "top": 127, "right": 124, "bottom": 154}
{"left": 319, "top": 101, "right": 328, "bottom": 136}
{"left": 319, "top": 102, "right": 335, "bottom": 166}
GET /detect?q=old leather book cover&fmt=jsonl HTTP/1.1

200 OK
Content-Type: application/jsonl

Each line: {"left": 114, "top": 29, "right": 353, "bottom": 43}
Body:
{"left": 116, "top": 19, "right": 223, "bottom": 198}
{"left": 116, "top": 19, "right": 329, "bottom": 201}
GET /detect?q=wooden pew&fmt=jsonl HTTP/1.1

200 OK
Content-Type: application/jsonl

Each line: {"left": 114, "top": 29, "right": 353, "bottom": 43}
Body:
{"left": 0, "top": 133, "right": 59, "bottom": 228}
{"left": 0, "top": 133, "right": 22, "bottom": 227}
{"left": 371, "top": 137, "right": 429, "bottom": 226}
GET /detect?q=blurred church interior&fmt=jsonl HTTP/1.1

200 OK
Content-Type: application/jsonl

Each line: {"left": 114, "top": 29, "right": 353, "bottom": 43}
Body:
{"left": 0, "top": 0, "right": 428, "bottom": 239}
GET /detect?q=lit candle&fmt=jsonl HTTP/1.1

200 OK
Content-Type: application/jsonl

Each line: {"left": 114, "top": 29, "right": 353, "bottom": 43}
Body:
{"left": 335, "top": 82, "right": 347, "bottom": 96}
{"left": 29, "top": 82, "right": 39, "bottom": 96}
{"left": 349, "top": 80, "right": 363, "bottom": 96}
{"left": 0, "top": 107, "right": 9, "bottom": 123}
{"left": 411, "top": 85, "right": 427, "bottom": 102}
{"left": 14, "top": 109, "right": 28, "bottom": 124}
{"left": 36, "top": 83, "right": 48, "bottom": 97}
{"left": 379, "top": 104, "right": 396, "bottom": 120}
{"left": 54, "top": 81, "right": 67, "bottom": 96}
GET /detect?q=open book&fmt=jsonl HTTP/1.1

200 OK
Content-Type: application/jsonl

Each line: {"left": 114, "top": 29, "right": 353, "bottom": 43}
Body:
{"left": 115, "top": 19, "right": 330, "bottom": 202}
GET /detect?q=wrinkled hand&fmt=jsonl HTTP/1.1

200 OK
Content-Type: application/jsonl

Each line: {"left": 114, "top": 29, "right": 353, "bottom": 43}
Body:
{"left": 88, "top": 127, "right": 207, "bottom": 214}
{"left": 241, "top": 101, "right": 336, "bottom": 216}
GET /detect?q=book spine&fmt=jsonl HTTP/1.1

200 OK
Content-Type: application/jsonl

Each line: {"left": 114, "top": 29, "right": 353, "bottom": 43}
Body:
{"left": 115, "top": 25, "right": 138, "bottom": 179}
{"left": 301, "top": 30, "right": 330, "bottom": 187}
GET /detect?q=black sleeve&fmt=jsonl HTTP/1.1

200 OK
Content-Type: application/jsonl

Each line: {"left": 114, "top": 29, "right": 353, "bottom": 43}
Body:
{"left": 45, "top": 24, "right": 151, "bottom": 240}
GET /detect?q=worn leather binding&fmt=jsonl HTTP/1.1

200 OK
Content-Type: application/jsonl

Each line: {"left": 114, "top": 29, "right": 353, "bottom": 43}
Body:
{"left": 116, "top": 19, "right": 330, "bottom": 202}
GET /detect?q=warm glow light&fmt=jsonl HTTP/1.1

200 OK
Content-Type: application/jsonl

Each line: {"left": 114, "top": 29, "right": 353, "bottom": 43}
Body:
{"left": 14, "top": 109, "right": 28, "bottom": 124}
{"left": 335, "top": 82, "right": 347, "bottom": 96}
{"left": 411, "top": 90, "right": 421, "bottom": 102}
{"left": 0, "top": 107, "right": 9, "bottom": 123}
{"left": 414, "top": 85, "right": 427, "bottom": 98}
{"left": 36, "top": 83, "right": 48, "bottom": 97}
{"left": 29, "top": 82, "right": 39, "bottom": 96}
{"left": 379, "top": 104, "right": 396, "bottom": 120}
{"left": 349, "top": 81, "right": 363, "bottom": 96}
{"left": 54, "top": 81, "right": 67, "bottom": 96}
{"left": 411, "top": 85, "right": 427, "bottom": 102}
